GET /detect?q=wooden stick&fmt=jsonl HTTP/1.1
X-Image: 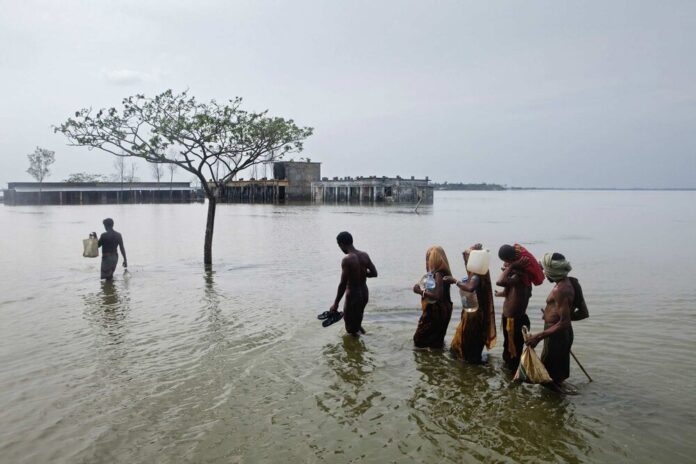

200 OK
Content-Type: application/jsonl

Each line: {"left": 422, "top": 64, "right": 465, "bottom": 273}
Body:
{"left": 570, "top": 349, "right": 593, "bottom": 382}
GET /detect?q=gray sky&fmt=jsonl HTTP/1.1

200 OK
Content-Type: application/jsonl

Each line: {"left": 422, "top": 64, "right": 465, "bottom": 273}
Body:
{"left": 1, "top": 0, "right": 695, "bottom": 188}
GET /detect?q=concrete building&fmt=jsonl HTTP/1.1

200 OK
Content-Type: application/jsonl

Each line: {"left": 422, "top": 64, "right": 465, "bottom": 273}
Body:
{"left": 272, "top": 160, "right": 321, "bottom": 201}
{"left": 219, "top": 179, "right": 288, "bottom": 203}
{"left": 221, "top": 160, "right": 320, "bottom": 203}
{"left": 3, "top": 182, "right": 195, "bottom": 206}
{"left": 311, "top": 176, "right": 433, "bottom": 204}
{"left": 219, "top": 160, "right": 433, "bottom": 205}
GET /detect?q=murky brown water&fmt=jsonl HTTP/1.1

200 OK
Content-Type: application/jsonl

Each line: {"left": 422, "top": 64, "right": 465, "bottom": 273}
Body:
{"left": 1, "top": 191, "right": 694, "bottom": 463}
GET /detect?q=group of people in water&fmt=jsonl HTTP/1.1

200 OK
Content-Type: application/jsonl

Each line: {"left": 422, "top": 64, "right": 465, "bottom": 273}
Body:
{"left": 327, "top": 232, "right": 589, "bottom": 392}
{"left": 89, "top": 218, "right": 588, "bottom": 392}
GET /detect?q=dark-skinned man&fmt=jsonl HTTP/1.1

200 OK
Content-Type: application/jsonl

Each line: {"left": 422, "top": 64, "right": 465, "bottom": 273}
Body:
{"left": 97, "top": 217, "right": 127, "bottom": 281}
{"left": 525, "top": 253, "right": 586, "bottom": 391}
{"left": 496, "top": 255, "right": 532, "bottom": 371}
{"left": 329, "top": 231, "right": 378, "bottom": 335}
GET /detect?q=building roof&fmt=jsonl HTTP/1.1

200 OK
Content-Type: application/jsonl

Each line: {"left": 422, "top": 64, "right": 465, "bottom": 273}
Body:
{"left": 312, "top": 176, "right": 430, "bottom": 185}
{"left": 6, "top": 182, "right": 193, "bottom": 193}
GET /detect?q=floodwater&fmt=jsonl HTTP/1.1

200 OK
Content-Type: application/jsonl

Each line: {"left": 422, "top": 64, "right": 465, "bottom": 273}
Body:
{"left": 1, "top": 191, "right": 694, "bottom": 463}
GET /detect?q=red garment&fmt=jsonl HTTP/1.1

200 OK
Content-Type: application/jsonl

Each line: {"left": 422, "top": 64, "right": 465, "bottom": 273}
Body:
{"left": 514, "top": 244, "right": 545, "bottom": 286}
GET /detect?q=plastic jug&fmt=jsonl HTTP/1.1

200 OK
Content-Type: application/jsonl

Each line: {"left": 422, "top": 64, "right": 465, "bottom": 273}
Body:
{"left": 466, "top": 249, "right": 490, "bottom": 275}
{"left": 419, "top": 272, "right": 437, "bottom": 304}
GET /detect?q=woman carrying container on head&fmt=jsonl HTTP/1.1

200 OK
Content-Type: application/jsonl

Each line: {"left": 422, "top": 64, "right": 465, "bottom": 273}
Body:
{"left": 444, "top": 244, "right": 497, "bottom": 363}
{"left": 412, "top": 246, "right": 454, "bottom": 348}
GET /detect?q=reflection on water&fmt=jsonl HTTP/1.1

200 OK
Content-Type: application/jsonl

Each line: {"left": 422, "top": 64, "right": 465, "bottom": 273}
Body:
{"left": 200, "top": 269, "right": 229, "bottom": 349}
{"left": 81, "top": 279, "right": 132, "bottom": 387}
{"left": 408, "top": 349, "right": 596, "bottom": 463}
{"left": 1, "top": 192, "right": 695, "bottom": 463}
{"left": 83, "top": 279, "right": 131, "bottom": 345}
{"left": 319, "top": 335, "right": 382, "bottom": 421}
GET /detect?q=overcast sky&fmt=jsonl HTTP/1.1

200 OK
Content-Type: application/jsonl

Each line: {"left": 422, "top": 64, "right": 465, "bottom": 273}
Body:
{"left": 1, "top": 0, "right": 694, "bottom": 188}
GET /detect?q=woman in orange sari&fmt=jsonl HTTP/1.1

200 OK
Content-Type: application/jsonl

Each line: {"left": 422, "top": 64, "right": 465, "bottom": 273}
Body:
{"left": 445, "top": 244, "right": 497, "bottom": 363}
{"left": 412, "top": 246, "right": 453, "bottom": 348}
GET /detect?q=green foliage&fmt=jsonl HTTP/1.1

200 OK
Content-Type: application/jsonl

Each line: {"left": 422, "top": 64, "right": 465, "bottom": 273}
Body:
{"left": 26, "top": 147, "right": 55, "bottom": 183}
{"left": 55, "top": 90, "right": 314, "bottom": 265}
{"left": 64, "top": 172, "right": 109, "bottom": 183}
{"left": 431, "top": 182, "right": 506, "bottom": 191}
{"left": 55, "top": 89, "right": 314, "bottom": 198}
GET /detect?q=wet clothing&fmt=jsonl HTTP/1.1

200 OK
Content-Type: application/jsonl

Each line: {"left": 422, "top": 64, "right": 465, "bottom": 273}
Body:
{"left": 414, "top": 273, "right": 452, "bottom": 348}
{"left": 98, "top": 230, "right": 123, "bottom": 254}
{"left": 502, "top": 314, "right": 531, "bottom": 370}
{"left": 541, "top": 322, "right": 574, "bottom": 383}
{"left": 343, "top": 286, "right": 368, "bottom": 334}
{"left": 450, "top": 273, "right": 497, "bottom": 363}
{"left": 100, "top": 254, "right": 119, "bottom": 280}
{"left": 98, "top": 229, "right": 124, "bottom": 280}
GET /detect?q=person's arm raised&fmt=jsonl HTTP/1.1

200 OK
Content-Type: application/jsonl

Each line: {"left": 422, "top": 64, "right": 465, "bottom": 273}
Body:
{"left": 496, "top": 265, "right": 519, "bottom": 288}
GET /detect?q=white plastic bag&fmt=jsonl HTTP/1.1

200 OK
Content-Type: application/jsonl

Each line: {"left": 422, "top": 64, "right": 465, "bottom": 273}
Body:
{"left": 514, "top": 327, "right": 552, "bottom": 384}
{"left": 83, "top": 237, "right": 99, "bottom": 258}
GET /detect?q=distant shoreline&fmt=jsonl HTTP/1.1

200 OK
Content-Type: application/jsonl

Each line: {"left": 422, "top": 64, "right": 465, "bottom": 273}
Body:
{"left": 432, "top": 183, "right": 695, "bottom": 192}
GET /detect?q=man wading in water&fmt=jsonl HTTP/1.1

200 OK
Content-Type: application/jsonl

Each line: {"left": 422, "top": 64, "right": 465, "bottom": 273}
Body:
{"left": 496, "top": 254, "right": 531, "bottom": 370}
{"left": 97, "top": 218, "right": 127, "bottom": 281}
{"left": 329, "top": 231, "right": 378, "bottom": 335}
{"left": 525, "top": 253, "right": 588, "bottom": 392}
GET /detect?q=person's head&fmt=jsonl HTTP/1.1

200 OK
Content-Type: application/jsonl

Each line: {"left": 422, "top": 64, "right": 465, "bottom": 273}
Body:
{"left": 103, "top": 218, "right": 114, "bottom": 230}
{"left": 498, "top": 244, "right": 516, "bottom": 263}
{"left": 336, "top": 231, "right": 353, "bottom": 254}
{"left": 541, "top": 252, "right": 572, "bottom": 282}
{"left": 426, "top": 245, "right": 452, "bottom": 276}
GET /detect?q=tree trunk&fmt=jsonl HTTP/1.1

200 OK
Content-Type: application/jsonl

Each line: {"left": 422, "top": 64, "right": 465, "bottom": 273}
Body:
{"left": 204, "top": 195, "right": 216, "bottom": 266}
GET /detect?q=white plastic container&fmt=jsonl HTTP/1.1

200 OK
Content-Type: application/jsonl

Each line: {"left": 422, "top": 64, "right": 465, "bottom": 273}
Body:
{"left": 466, "top": 249, "right": 490, "bottom": 275}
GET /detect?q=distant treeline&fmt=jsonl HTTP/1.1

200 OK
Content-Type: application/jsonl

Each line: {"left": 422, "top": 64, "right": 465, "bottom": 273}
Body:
{"left": 432, "top": 182, "right": 506, "bottom": 191}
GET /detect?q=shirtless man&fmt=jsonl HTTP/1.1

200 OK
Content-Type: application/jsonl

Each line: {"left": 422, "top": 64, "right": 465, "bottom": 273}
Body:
{"left": 329, "top": 231, "right": 378, "bottom": 335}
{"left": 496, "top": 255, "right": 532, "bottom": 370}
{"left": 97, "top": 218, "right": 127, "bottom": 281}
{"left": 525, "top": 253, "right": 577, "bottom": 391}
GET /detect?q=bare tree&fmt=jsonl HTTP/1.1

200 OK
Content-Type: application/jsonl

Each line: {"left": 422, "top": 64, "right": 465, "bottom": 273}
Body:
{"left": 167, "top": 162, "right": 178, "bottom": 202}
{"left": 26, "top": 147, "right": 55, "bottom": 204}
{"left": 151, "top": 162, "right": 164, "bottom": 183}
{"left": 113, "top": 157, "right": 126, "bottom": 203}
{"left": 113, "top": 157, "right": 126, "bottom": 182}
{"left": 126, "top": 160, "right": 138, "bottom": 183}
{"left": 55, "top": 89, "right": 312, "bottom": 265}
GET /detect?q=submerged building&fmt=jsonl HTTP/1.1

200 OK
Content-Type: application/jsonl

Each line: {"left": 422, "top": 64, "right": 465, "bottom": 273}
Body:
{"left": 3, "top": 182, "right": 196, "bottom": 206}
{"left": 220, "top": 160, "right": 321, "bottom": 202}
{"left": 311, "top": 176, "right": 433, "bottom": 204}
{"left": 220, "top": 160, "right": 433, "bottom": 204}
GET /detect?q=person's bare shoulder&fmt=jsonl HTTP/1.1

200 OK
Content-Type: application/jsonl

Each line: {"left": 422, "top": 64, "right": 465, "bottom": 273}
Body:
{"left": 560, "top": 281, "right": 575, "bottom": 301}
{"left": 342, "top": 253, "right": 359, "bottom": 267}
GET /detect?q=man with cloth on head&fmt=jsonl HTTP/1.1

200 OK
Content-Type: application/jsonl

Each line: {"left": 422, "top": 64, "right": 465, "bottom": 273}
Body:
{"left": 525, "top": 253, "right": 588, "bottom": 391}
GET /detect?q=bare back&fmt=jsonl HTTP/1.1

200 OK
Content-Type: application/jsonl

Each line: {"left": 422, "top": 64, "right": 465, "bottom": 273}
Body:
{"left": 343, "top": 250, "right": 375, "bottom": 290}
